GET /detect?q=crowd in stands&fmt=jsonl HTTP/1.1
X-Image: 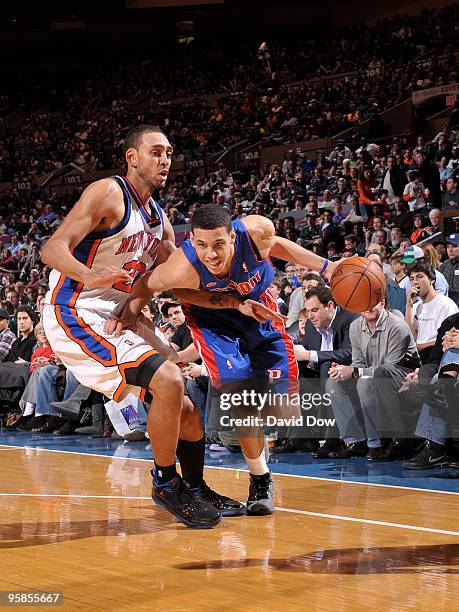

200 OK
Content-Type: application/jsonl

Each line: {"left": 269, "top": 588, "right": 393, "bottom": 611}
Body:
{"left": 0, "top": 4, "right": 458, "bottom": 471}
{"left": 1, "top": 4, "right": 458, "bottom": 185}
{"left": 0, "top": 121, "right": 458, "bottom": 469}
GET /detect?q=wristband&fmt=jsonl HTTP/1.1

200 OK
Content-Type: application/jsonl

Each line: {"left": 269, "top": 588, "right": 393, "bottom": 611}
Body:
{"left": 320, "top": 258, "right": 330, "bottom": 277}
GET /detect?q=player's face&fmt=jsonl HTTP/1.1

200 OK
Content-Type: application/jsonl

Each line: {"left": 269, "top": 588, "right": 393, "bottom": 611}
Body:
{"left": 132, "top": 132, "right": 173, "bottom": 189}
{"left": 192, "top": 227, "right": 235, "bottom": 276}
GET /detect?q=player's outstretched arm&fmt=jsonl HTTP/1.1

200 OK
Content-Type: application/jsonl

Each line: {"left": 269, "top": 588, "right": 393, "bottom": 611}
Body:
{"left": 108, "top": 248, "right": 285, "bottom": 335}
{"left": 242, "top": 215, "right": 337, "bottom": 279}
{"left": 120, "top": 248, "right": 286, "bottom": 322}
{"left": 41, "top": 179, "right": 131, "bottom": 288}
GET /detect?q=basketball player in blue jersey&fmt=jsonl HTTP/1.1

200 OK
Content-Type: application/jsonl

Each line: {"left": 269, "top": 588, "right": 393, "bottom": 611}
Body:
{"left": 41, "top": 125, "right": 280, "bottom": 528}
{"left": 111, "top": 204, "right": 337, "bottom": 515}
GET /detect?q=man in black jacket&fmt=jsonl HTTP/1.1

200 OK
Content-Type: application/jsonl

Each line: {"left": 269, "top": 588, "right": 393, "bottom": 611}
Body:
{"left": 379, "top": 155, "right": 407, "bottom": 205}
{"left": 401, "top": 312, "right": 459, "bottom": 469}
{"left": 294, "top": 286, "right": 359, "bottom": 379}
{"left": 413, "top": 148, "right": 441, "bottom": 209}
{"left": 274, "top": 286, "right": 358, "bottom": 455}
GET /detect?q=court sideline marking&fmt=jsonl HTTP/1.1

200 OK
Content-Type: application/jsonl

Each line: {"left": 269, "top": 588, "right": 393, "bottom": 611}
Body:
{"left": 1, "top": 444, "right": 459, "bottom": 538}
{"left": 0, "top": 491, "right": 458, "bottom": 537}
{"left": 2, "top": 442, "right": 459, "bottom": 497}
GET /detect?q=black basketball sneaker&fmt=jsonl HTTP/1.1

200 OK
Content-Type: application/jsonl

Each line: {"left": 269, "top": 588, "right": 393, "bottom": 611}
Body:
{"left": 151, "top": 470, "right": 221, "bottom": 528}
{"left": 188, "top": 481, "right": 246, "bottom": 516}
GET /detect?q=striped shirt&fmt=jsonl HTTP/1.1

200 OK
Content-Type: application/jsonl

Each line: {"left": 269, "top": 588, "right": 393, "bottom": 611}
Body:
{"left": 0, "top": 329, "right": 16, "bottom": 362}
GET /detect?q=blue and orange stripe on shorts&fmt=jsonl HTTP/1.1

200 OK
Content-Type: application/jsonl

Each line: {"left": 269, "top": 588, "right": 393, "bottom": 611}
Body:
{"left": 51, "top": 238, "right": 117, "bottom": 367}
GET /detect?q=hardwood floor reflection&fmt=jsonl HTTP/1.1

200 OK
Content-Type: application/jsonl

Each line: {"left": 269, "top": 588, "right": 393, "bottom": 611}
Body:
{"left": 0, "top": 446, "right": 458, "bottom": 611}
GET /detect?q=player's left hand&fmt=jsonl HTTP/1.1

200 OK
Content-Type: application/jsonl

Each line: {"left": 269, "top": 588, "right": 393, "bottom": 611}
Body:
{"left": 103, "top": 309, "right": 139, "bottom": 336}
{"left": 237, "top": 299, "right": 287, "bottom": 324}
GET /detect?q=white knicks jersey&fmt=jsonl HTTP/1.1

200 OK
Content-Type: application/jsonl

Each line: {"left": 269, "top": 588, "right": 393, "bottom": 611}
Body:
{"left": 45, "top": 175, "right": 164, "bottom": 314}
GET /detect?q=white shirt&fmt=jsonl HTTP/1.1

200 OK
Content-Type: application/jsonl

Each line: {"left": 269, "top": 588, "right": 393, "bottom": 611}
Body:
{"left": 413, "top": 293, "right": 458, "bottom": 344}
{"left": 383, "top": 171, "right": 396, "bottom": 204}
{"left": 309, "top": 310, "right": 337, "bottom": 362}
{"left": 403, "top": 181, "right": 426, "bottom": 212}
{"left": 396, "top": 275, "right": 411, "bottom": 290}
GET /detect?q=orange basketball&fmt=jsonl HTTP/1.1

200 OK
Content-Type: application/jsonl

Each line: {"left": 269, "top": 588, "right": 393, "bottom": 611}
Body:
{"left": 330, "top": 256, "right": 386, "bottom": 312}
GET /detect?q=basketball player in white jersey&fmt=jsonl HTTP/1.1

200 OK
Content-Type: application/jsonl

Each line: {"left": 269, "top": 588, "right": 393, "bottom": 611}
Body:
{"left": 41, "top": 125, "right": 277, "bottom": 527}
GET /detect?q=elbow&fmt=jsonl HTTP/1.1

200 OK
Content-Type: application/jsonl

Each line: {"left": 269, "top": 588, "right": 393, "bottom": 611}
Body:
{"left": 41, "top": 242, "right": 51, "bottom": 266}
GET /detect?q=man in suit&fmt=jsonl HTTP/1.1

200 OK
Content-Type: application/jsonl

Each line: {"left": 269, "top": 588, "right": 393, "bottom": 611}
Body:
{"left": 274, "top": 285, "right": 358, "bottom": 455}
{"left": 295, "top": 285, "right": 359, "bottom": 379}
{"left": 379, "top": 155, "right": 407, "bottom": 206}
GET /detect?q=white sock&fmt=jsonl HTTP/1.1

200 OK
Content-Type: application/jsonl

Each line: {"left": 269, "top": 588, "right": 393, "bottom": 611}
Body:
{"left": 244, "top": 450, "right": 269, "bottom": 476}
{"left": 23, "top": 403, "right": 35, "bottom": 417}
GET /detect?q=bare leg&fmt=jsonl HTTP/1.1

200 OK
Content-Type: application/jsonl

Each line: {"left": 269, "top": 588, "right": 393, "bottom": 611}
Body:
{"left": 146, "top": 361, "right": 184, "bottom": 466}
{"left": 179, "top": 396, "right": 204, "bottom": 442}
{"left": 238, "top": 432, "right": 264, "bottom": 459}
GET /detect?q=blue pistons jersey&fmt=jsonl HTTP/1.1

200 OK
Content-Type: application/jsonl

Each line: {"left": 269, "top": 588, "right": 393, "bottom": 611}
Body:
{"left": 181, "top": 219, "right": 275, "bottom": 301}
{"left": 180, "top": 219, "right": 298, "bottom": 392}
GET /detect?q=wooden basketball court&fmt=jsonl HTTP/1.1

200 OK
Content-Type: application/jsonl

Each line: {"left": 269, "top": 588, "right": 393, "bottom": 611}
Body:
{"left": 1, "top": 444, "right": 458, "bottom": 611}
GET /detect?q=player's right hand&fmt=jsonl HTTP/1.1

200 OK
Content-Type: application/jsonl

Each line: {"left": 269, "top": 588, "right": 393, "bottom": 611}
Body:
{"left": 237, "top": 299, "right": 287, "bottom": 325}
{"left": 83, "top": 266, "right": 132, "bottom": 289}
{"left": 104, "top": 314, "right": 139, "bottom": 336}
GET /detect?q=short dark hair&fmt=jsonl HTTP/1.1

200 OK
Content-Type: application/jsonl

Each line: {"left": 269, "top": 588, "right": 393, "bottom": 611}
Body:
{"left": 123, "top": 124, "right": 165, "bottom": 156}
{"left": 304, "top": 285, "right": 335, "bottom": 306}
{"left": 191, "top": 204, "right": 232, "bottom": 233}
{"left": 302, "top": 271, "right": 325, "bottom": 286}
{"left": 407, "top": 169, "right": 421, "bottom": 181}
{"left": 161, "top": 301, "right": 182, "bottom": 317}
{"left": 16, "top": 305, "right": 36, "bottom": 324}
{"left": 157, "top": 290, "right": 176, "bottom": 300}
{"left": 407, "top": 262, "right": 436, "bottom": 282}
{"left": 344, "top": 234, "right": 358, "bottom": 245}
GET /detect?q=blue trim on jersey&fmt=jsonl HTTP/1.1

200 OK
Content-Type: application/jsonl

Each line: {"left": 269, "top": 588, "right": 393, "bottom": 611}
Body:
{"left": 181, "top": 219, "right": 275, "bottom": 301}
{"left": 86, "top": 176, "right": 132, "bottom": 240}
{"left": 54, "top": 240, "right": 94, "bottom": 307}
{"left": 123, "top": 179, "right": 161, "bottom": 228}
{"left": 152, "top": 199, "right": 164, "bottom": 230}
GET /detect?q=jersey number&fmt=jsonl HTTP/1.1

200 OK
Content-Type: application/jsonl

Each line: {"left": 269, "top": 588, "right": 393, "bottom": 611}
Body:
{"left": 113, "top": 260, "right": 147, "bottom": 293}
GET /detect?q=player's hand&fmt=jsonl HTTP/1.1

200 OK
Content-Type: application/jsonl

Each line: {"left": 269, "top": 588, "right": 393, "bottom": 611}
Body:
{"left": 324, "top": 259, "right": 343, "bottom": 280}
{"left": 103, "top": 304, "right": 139, "bottom": 336}
{"left": 82, "top": 266, "right": 131, "bottom": 289}
{"left": 237, "top": 299, "right": 287, "bottom": 324}
{"left": 107, "top": 314, "right": 139, "bottom": 337}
